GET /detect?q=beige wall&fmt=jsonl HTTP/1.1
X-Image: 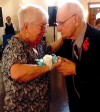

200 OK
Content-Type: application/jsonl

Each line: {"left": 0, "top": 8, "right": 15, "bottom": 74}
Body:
{"left": 0, "top": 0, "right": 100, "bottom": 44}
{"left": 80, "top": 0, "right": 100, "bottom": 22}
{"left": 80, "top": 0, "right": 100, "bottom": 10}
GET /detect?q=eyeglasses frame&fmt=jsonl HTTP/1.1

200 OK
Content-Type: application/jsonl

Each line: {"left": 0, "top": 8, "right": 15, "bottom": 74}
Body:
{"left": 56, "top": 14, "right": 76, "bottom": 26}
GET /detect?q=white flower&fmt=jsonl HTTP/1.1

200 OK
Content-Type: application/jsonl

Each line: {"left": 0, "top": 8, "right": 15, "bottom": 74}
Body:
{"left": 43, "top": 54, "right": 53, "bottom": 70}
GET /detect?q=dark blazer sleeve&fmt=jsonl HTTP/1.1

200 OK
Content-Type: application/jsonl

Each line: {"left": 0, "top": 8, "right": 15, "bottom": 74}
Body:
{"left": 56, "top": 39, "right": 73, "bottom": 60}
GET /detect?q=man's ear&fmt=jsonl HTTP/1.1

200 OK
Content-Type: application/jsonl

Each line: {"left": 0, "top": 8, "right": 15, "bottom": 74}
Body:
{"left": 75, "top": 15, "right": 80, "bottom": 27}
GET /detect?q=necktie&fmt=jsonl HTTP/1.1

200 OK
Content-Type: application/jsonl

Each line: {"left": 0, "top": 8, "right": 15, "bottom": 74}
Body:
{"left": 73, "top": 44, "right": 79, "bottom": 62}
{"left": 72, "top": 44, "right": 80, "bottom": 98}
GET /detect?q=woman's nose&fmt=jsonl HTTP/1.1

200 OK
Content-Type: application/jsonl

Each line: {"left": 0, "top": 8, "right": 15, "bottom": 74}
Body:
{"left": 42, "top": 27, "right": 48, "bottom": 33}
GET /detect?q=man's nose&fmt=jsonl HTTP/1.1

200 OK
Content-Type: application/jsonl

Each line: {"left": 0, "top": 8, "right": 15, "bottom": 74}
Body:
{"left": 56, "top": 26, "right": 61, "bottom": 32}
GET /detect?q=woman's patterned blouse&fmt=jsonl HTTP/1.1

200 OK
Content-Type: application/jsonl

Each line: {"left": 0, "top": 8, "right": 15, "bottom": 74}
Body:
{"left": 1, "top": 37, "right": 50, "bottom": 112}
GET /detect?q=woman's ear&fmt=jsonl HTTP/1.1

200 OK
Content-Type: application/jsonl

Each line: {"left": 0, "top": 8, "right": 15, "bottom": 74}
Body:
{"left": 24, "top": 23, "right": 29, "bottom": 30}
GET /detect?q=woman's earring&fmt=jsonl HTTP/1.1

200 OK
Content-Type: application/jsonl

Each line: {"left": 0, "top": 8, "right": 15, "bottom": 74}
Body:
{"left": 26, "top": 33, "right": 29, "bottom": 38}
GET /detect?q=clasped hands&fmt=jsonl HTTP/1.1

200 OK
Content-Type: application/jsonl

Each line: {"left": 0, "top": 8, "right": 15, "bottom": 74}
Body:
{"left": 36, "top": 54, "right": 75, "bottom": 76}
{"left": 53, "top": 57, "right": 76, "bottom": 76}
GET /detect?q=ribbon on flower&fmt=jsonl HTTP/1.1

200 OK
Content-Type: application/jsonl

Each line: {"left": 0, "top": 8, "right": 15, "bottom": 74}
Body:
{"left": 35, "top": 54, "right": 58, "bottom": 70}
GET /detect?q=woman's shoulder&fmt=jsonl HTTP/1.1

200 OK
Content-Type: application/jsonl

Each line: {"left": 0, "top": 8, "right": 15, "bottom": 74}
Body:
{"left": 10, "top": 36, "right": 28, "bottom": 46}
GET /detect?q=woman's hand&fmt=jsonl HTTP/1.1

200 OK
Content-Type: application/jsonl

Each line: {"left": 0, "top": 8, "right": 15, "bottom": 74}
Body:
{"left": 53, "top": 56, "right": 61, "bottom": 69}
{"left": 43, "top": 54, "right": 61, "bottom": 70}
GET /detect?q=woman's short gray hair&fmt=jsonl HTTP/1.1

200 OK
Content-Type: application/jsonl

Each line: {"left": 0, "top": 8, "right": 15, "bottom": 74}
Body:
{"left": 18, "top": 4, "right": 49, "bottom": 30}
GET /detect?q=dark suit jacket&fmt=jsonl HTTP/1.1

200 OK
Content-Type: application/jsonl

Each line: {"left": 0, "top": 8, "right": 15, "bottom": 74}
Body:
{"left": 56, "top": 23, "right": 100, "bottom": 112}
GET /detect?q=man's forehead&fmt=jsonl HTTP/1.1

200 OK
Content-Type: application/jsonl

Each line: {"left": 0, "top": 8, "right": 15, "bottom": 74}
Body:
{"left": 57, "top": 7, "right": 69, "bottom": 21}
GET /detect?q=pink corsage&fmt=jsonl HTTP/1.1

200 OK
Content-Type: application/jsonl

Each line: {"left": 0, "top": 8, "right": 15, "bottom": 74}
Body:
{"left": 83, "top": 37, "right": 90, "bottom": 51}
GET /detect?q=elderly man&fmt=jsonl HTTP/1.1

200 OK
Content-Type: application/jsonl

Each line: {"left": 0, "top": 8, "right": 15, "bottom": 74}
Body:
{"left": 56, "top": 1, "right": 100, "bottom": 112}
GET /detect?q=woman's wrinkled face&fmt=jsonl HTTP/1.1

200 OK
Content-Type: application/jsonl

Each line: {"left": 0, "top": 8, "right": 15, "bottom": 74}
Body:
{"left": 27, "top": 17, "right": 48, "bottom": 47}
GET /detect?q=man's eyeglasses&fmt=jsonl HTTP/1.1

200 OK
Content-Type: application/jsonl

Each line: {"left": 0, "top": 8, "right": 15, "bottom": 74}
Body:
{"left": 56, "top": 14, "right": 76, "bottom": 26}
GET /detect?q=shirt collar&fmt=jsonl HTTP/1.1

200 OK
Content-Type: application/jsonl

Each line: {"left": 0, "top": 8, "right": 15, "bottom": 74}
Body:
{"left": 74, "top": 23, "right": 87, "bottom": 48}
{"left": 7, "top": 23, "right": 12, "bottom": 26}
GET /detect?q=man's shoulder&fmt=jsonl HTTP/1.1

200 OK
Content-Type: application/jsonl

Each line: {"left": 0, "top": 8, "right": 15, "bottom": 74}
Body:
{"left": 86, "top": 23, "right": 100, "bottom": 36}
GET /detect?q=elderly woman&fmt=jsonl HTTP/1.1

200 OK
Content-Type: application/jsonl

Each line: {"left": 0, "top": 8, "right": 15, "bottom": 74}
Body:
{"left": 1, "top": 4, "right": 64, "bottom": 112}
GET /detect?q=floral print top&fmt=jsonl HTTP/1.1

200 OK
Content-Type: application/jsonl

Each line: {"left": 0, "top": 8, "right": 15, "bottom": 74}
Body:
{"left": 1, "top": 37, "right": 50, "bottom": 112}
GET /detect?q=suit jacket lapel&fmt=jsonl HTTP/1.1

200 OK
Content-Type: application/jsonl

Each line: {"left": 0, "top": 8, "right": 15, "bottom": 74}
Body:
{"left": 81, "top": 24, "right": 91, "bottom": 61}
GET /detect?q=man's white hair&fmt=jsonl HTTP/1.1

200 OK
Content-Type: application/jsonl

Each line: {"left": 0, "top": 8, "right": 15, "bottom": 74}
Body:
{"left": 18, "top": 4, "right": 49, "bottom": 30}
{"left": 57, "top": 1, "right": 85, "bottom": 22}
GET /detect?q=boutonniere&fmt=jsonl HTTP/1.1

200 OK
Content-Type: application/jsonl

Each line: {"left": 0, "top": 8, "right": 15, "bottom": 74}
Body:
{"left": 83, "top": 37, "right": 90, "bottom": 51}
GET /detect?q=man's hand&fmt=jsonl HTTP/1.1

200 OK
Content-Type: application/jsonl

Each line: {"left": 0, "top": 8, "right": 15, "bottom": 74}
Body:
{"left": 53, "top": 56, "right": 61, "bottom": 68}
{"left": 55, "top": 58, "right": 76, "bottom": 76}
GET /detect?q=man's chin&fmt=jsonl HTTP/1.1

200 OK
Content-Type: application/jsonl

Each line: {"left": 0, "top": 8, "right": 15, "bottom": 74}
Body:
{"left": 62, "top": 36, "right": 73, "bottom": 40}
{"left": 66, "top": 37, "right": 72, "bottom": 40}
{"left": 62, "top": 36, "right": 70, "bottom": 40}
